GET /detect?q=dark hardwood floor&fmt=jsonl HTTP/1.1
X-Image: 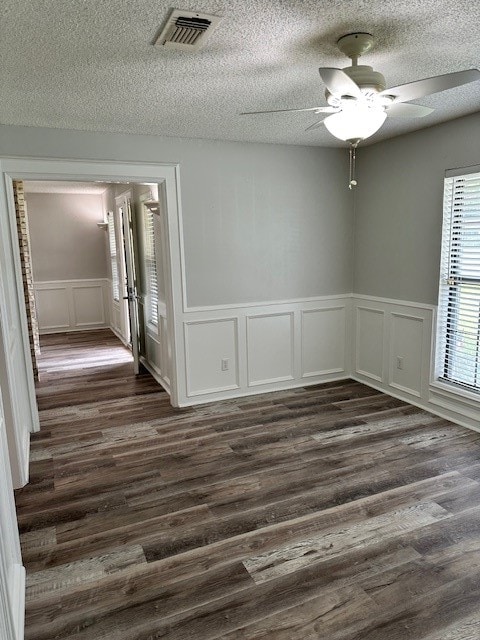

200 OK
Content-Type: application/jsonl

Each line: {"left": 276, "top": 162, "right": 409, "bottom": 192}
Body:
{"left": 15, "top": 329, "right": 480, "bottom": 639}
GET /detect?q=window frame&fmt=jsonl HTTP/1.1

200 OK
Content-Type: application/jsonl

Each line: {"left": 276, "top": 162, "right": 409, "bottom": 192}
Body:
{"left": 435, "top": 166, "right": 480, "bottom": 396}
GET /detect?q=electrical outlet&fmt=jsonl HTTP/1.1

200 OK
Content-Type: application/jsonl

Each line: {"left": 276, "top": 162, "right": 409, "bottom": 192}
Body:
{"left": 221, "top": 358, "right": 229, "bottom": 371}
{"left": 396, "top": 356, "right": 404, "bottom": 370}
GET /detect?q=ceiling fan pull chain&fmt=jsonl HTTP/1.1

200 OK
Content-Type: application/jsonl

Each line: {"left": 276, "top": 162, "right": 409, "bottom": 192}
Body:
{"left": 349, "top": 143, "right": 358, "bottom": 189}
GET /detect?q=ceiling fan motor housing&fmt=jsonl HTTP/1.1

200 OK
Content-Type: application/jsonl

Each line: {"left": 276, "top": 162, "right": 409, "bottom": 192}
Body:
{"left": 325, "top": 66, "right": 386, "bottom": 104}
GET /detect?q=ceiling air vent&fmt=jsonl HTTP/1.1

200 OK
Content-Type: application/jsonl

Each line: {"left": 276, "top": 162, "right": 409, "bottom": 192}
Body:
{"left": 155, "top": 9, "right": 223, "bottom": 51}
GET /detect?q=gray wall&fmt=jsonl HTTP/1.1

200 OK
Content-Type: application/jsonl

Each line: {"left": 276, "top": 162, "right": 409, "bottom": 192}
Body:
{"left": 26, "top": 192, "right": 108, "bottom": 281}
{"left": 0, "top": 125, "right": 353, "bottom": 307}
{"left": 354, "top": 112, "right": 480, "bottom": 305}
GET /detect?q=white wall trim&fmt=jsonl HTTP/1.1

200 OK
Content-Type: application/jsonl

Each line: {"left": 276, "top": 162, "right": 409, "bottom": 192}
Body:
{"left": 0, "top": 412, "right": 25, "bottom": 640}
{"left": 354, "top": 293, "right": 436, "bottom": 311}
{"left": 139, "top": 355, "right": 171, "bottom": 395}
{"left": 184, "top": 293, "right": 352, "bottom": 314}
{"left": 429, "top": 380, "right": 480, "bottom": 408}
{"left": 300, "top": 305, "right": 347, "bottom": 379}
{"left": 351, "top": 373, "right": 480, "bottom": 434}
{"left": 352, "top": 294, "right": 480, "bottom": 433}
{"left": 354, "top": 306, "right": 385, "bottom": 382}
{"left": 178, "top": 296, "right": 351, "bottom": 405}
{"left": 11, "top": 563, "right": 25, "bottom": 640}
{"left": 246, "top": 311, "right": 294, "bottom": 387}
{"left": 178, "top": 373, "right": 350, "bottom": 407}
{"left": 184, "top": 316, "right": 240, "bottom": 397}
{"left": 34, "top": 278, "right": 110, "bottom": 334}
{"left": 109, "top": 322, "right": 131, "bottom": 349}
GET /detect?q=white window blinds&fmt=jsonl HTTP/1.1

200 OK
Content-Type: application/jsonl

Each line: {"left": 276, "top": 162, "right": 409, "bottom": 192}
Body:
{"left": 144, "top": 205, "right": 158, "bottom": 326}
{"left": 437, "top": 170, "right": 480, "bottom": 393}
{"left": 107, "top": 211, "right": 120, "bottom": 302}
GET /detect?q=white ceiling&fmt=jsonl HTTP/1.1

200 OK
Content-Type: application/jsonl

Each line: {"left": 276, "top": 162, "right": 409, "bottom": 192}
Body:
{"left": 24, "top": 181, "right": 109, "bottom": 195}
{"left": 1, "top": 0, "right": 479, "bottom": 147}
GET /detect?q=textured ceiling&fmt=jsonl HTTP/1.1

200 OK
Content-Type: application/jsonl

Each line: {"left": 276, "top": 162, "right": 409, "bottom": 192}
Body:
{"left": 1, "top": 0, "right": 479, "bottom": 147}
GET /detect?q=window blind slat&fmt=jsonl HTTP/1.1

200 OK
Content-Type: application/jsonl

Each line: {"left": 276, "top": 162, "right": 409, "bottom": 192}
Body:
{"left": 107, "top": 211, "right": 120, "bottom": 302}
{"left": 437, "top": 172, "right": 480, "bottom": 393}
{"left": 144, "top": 204, "right": 158, "bottom": 326}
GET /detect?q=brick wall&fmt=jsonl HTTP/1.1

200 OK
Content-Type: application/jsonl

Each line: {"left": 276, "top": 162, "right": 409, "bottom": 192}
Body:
{"left": 13, "top": 180, "right": 40, "bottom": 380}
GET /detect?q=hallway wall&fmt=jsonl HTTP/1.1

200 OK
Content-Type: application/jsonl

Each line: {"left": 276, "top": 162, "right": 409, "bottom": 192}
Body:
{"left": 26, "top": 191, "right": 108, "bottom": 281}
{"left": 25, "top": 190, "right": 110, "bottom": 334}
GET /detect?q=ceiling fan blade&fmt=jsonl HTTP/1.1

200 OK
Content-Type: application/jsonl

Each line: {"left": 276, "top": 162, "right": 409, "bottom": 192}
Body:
{"left": 305, "top": 119, "right": 328, "bottom": 132}
{"left": 318, "top": 68, "right": 362, "bottom": 98}
{"left": 241, "top": 106, "right": 330, "bottom": 115}
{"left": 381, "top": 69, "right": 480, "bottom": 104}
{"left": 385, "top": 103, "right": 434, "bottom": 118}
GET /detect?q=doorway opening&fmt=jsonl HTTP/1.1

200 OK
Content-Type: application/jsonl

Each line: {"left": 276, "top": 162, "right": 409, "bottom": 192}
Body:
{"left": 0, "top": 157, "right": 181, "bottom": 491}
{"left": 14, "top": 179, "right": 171, "bottom": 394}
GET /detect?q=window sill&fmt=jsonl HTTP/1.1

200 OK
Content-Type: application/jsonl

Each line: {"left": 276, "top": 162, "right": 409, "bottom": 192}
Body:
{"left": 430, "top": 379, "right": 480, "bottom": 410}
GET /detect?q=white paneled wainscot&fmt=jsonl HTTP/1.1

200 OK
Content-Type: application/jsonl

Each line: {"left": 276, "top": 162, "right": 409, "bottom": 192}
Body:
{"left": 353, "top": 296, "right": 432, "bottom": 399}
{"left": 352, "top": 295, "right": 480, "bottom": 431}
{"left": 34, "top": 279, "right": 110, "bottom": 334}
{"left": 180, "top": 296, "right": 351, "bottom": 405}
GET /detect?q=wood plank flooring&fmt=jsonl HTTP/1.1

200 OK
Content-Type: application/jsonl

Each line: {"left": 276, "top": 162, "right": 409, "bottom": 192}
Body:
{"left": 15, "top": 329, "right": 480, "bottom": 639}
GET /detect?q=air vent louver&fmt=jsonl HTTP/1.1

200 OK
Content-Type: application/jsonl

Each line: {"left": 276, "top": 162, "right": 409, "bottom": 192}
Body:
{"left": 155, "top": 9, "right": 222, "bottom": 51}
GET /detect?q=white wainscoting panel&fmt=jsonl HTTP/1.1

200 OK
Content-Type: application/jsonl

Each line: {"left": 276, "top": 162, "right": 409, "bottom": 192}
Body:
{"left": 184, "top": 317, "right": 239, "bottom": 396}
{"left": 301, "top": 306, "right": 346, "bottom": 378}
{"left": 349, "top": 295, "right": 480, "bottom": 432}
{"left": 352, "top": 295, "right": 464, "bottom": 418}
{"left": 355, "top": 306, "right": 385, "bottom": 382}
{"left": 35, "top": 286, "right": 70, "bottom": 331}
{"left": 34, "top": 280, "right": 110, "bottom": 334}
{"left": 178, "top": 296, "right": 351, "bottom": 404}
{"left": 247, "top": 313, "right": 294, "bottom": 387}
{"left": 389, "top": 313, "right": 424, "bottom": 398}
{"left": 72, "top": 285, "right": 106, "bottom": 327}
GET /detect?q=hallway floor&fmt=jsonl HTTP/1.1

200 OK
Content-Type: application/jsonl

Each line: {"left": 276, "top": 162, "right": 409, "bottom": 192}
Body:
{"left": 15, "top": 330, "right": 480, "bottom": 639}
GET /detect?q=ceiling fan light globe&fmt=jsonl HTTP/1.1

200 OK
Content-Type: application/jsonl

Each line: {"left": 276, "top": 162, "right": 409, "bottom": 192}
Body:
{"left": 324, "top": 107, "right": 387, "bottom": 142}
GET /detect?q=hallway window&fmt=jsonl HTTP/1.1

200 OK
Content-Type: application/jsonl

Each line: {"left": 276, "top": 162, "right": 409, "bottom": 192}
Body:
{"left": 144, "top": 205, "right": 158, "bottom": 326}
{"left": 437, "top": 168, "right": 480, "bottom": 393}
{"left": 107, "top": 211, "right": 120, "bottom": 302}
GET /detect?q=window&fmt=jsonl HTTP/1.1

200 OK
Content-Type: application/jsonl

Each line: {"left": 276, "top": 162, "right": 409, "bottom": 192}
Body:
{"left": 107, "top": 211, "right": 120, "bottom": 302}
{"left": 143, "top": 203, "right": 158, "bottom": 326}
{"left": 437, "top": 169, "right": 480, "bottom": 393}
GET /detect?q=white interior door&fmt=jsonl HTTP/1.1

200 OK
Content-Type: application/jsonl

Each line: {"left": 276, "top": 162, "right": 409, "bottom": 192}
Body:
{"left": 113, "top": 201, "right": 130, "bottom": 346}
{"left": 121, "top": 196, "right": 140, "bottom": 375}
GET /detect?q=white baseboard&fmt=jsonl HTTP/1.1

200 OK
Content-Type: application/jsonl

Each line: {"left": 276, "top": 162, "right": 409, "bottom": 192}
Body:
{"left": 351, "top": 375, "right": 480, "bottom": 434}
{"left": 109, "top": 324, "right": 130, "bottom": 349}
{"left": 139, "top": 356, "right": 170, "bottom": 395}
{"left": 178, "top": 373, "right": 350, "bottom": 407}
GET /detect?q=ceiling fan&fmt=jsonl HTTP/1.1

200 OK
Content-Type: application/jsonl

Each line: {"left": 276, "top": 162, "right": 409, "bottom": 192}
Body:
{"left": 241, "top": 32, "right": 480, "bottom": 186}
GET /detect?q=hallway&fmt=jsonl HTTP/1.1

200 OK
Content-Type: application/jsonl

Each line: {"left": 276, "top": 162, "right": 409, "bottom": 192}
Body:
{"left": 14, "top": 330, "right": 480, "bottom": 639}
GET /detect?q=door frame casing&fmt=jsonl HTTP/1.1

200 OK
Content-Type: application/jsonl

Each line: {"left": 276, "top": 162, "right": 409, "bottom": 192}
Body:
{"left": 0, "top": 157, "right": 184, "bottom": 485}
